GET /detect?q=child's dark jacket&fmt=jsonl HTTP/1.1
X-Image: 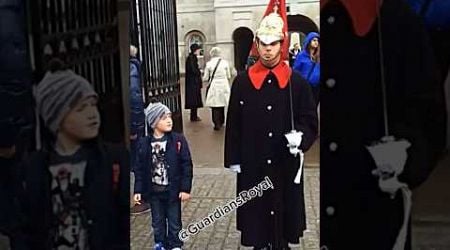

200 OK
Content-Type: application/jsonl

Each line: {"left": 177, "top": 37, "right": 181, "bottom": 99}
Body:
{"left": 134, "top": 132, "right": 193, "bottom": 201}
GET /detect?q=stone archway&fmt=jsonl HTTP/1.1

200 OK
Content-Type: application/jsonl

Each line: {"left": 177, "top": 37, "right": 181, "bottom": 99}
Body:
{"left": 232, "top": 27, "right": 254, "bottom": 71}
{"left": 184, "top": 30, "right": 207, "bottom": 70}
{"left": 185, "top": 30, "right": 206, "bottom": 55}
{"left": 287, "top": 15, "right": 319, "bottom": 50}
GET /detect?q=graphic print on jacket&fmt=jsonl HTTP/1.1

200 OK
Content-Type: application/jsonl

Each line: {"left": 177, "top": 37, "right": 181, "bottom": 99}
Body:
{"left": 151, "top": 135, "right": 170, "bottom": 192}
{"left": 48, "top": 149, "right": 88, "bottom": 249}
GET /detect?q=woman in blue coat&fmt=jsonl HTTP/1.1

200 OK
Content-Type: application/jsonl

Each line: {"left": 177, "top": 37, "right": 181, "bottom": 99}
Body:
{"left": 293, "top": 32, "right": 320, "bottom": 105}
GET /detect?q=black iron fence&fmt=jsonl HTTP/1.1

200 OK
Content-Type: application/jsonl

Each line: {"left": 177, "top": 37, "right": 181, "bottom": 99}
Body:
{"left": 130, "top": 0, "right": 183, "bottom": 132}
{"left": 28, "top": 0, "right": 124, "bottom": 143}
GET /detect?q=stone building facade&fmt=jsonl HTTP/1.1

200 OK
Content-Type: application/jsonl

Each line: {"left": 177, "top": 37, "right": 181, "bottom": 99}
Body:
{"left": 176, "top": 0, "right": 320, "bottom": 74}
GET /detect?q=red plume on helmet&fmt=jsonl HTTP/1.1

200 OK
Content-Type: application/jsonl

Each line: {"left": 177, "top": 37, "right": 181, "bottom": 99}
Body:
{"left": 249, "top": 0, "right": 289, "bottom": 61}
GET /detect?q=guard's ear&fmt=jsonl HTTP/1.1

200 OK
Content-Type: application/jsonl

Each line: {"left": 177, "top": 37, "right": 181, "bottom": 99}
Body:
{"left": 255, "top": 38, "right": 260, "bottom": 49}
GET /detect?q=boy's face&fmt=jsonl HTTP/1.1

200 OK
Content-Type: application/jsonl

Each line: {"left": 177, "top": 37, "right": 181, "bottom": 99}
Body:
{"left": 59, "top": 96, "right": 100, "bottom": 141}
{"left": 155, "top": 113, "right": 173, "bottom": 133}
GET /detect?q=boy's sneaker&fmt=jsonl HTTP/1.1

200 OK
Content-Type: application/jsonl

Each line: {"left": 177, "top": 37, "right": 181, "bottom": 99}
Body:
{"left": 171, "top": 248, "right": 182, "bottom": 250}
{"left": 130, "top": 203, "right": 150, "bottom": 215}
{"left": 154, "top": 242, "right": 165, "bottom": 250}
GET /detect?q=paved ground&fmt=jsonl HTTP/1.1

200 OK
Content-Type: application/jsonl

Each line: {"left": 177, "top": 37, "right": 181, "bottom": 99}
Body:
{"left": 130, "top": 79, "right": 320, "bottom": 250}
{"left": 130, "top": 167, "right": 319, "bottom": 250}
{"left": 411, "top": 153, "right": 450, "bottom": 250}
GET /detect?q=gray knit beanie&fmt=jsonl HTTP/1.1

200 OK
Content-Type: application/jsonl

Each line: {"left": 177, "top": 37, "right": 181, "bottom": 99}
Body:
{"left": 145, "top": 102, "right": 171, "bottom": 129}
{"left": 35, "top": 70, "right": 98, "bottom": 134}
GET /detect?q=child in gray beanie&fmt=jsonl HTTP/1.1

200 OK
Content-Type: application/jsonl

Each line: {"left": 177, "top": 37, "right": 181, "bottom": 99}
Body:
{"left": 21, "top": 66, "right": 129, "bottom": 249}
{"left": 144, "top": 102, "right": 172, "bottom": 129}
{"left": 134, "top": 101, "right": 193, "bottom": 250}
{"left": 35, "top": 69, "right": 98, "bottom": 135}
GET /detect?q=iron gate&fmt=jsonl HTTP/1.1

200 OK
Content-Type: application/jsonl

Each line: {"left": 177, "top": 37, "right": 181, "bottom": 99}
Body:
{"left": 28, "top": 0, "right": 124, "bottom": 143}
{"left": 130, "top": 0, "right": 183, "bottom": 132}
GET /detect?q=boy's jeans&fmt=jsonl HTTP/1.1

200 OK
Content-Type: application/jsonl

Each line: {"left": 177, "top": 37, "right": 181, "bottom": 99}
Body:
{"left": 149, "top": 191, "right": 183, "bottom": 249}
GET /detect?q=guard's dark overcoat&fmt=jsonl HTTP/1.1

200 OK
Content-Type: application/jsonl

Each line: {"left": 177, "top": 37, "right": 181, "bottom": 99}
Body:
{"left": 225, "top": 68, "right": 318, "bottom": 247}
{"left": 320, "top": 0, "right": 447, "bottom": 249}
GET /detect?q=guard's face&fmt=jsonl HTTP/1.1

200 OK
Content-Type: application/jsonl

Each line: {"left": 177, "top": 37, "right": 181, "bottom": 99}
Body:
{"left": 155, "top": 113, "right": 173, "bottom": 133}
{"left": 257, "top": 40, "right": 282, "bottom": 66}
{"left": 59, "top": 96, "right": 100, "bottom": 141}
{"left": 310, "top": 38, "right": 319, "bottom": 49}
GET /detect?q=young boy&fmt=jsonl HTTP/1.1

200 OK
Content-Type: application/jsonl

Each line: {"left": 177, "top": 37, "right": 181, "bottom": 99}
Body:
{"left": 22, "top": 62, "right": 129, "bottom": 249}
{"left": 134, "top": 102, "right": 193, "bottom": 250}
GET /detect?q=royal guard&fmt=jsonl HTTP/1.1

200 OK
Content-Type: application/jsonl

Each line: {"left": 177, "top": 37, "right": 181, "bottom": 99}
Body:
{"left": 224, "top": 0, "right": 318, "bottom": 249}
{"left": 320, "top": 0, "right": 446, "bottom": 249}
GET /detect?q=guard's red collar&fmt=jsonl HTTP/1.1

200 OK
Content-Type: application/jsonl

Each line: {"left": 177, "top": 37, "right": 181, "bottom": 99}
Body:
{"left": 248, "top": 60, "right": 291, "bottom": 90}
{"left": 321, "top": 0, "right": 383, "bottom": 36}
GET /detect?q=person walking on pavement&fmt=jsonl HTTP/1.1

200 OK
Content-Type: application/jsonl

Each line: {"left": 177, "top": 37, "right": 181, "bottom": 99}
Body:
{"left": 129, "top": 45, "right": 151, "bottom": 215}
{"left": 225, "top": 1, "right": 318, "bottom": 249}
{"left": 134, "top": 102, "right": 193, "bottom": 250}
{"left": 203, "top": 47, "right": 231, "bottom": 130}
{"left": 185, "top": 44, "right": 203, "bottom": 122}
{"left": 293, "top": 32, "right": 320, "bottom": 106}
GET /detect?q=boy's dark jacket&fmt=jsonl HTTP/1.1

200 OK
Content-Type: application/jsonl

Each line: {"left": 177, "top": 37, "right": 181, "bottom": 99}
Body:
{"left": 20, "top": 141, "right": 130, "bottom": 250}
{"left": 134, "top": 132, "right": 193, "bottom": 201}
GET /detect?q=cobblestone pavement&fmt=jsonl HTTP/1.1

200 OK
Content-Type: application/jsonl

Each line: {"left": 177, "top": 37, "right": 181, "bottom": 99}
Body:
{"left": 130, "top": 167, "right": 319, "bottom": 250}
{"left": 412, "top": 153, "right": 450, "bottom": 250}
